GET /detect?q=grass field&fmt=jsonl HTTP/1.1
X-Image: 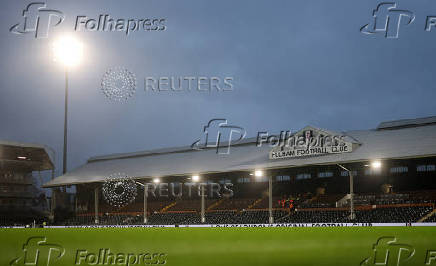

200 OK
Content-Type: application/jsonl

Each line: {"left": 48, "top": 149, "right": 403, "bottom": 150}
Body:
{"left": 1, "top": 226, "right": 436, "bottom": 266}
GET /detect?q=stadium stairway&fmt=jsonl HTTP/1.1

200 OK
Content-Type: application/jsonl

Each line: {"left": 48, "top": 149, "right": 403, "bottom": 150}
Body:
{"left": 160, "top": 202, "right": 177, "bottom": 213}
{"left": 275, "top": 211, "right": 291, "bottom": 223}
{"left": 418, "top": 208, "right": 436, "bottom": 222}
{"left": 207, "top": 199, "right": 225, "bottom": 211}
{"left": 247, "top": 196, "right": 266, "bottom": 210}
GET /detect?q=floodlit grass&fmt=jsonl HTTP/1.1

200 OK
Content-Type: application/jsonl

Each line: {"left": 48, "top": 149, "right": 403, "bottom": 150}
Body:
{"left": 1, "top": 227, "right": 436, "bottom": 266}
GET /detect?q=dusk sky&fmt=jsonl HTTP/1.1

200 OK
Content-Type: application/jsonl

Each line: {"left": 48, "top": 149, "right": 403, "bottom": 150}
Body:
{"left": 1, "top": 0, "right": 435, "bottom": 180}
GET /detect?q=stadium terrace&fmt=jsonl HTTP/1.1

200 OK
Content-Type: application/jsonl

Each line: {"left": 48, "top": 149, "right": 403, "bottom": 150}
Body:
{"left": 35, "top": 116, "right": 436, "bottom": 226}
{"left": 3, "top": 116, "right": 436, "bottom": 227}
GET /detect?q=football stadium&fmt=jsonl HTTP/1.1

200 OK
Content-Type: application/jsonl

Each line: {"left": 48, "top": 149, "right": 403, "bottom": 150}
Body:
{"left": 37, "top": 116, "right": 436, "bottom": 227}
{"left": 1, "top": 116, "right": 436, "bottom": 265}
{"left": 2, "top": 1, "right": 436, "bottom": 265}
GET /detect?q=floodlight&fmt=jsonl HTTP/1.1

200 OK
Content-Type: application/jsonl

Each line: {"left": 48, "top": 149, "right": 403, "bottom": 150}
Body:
{"left": 255, "top": 170, "right": 263, "bottom": 177}
{"left": 371, "top": 161, "right": 382, "bottom": 169}
{"left": 53, "top": 35, "right": 83, "bottom": 67}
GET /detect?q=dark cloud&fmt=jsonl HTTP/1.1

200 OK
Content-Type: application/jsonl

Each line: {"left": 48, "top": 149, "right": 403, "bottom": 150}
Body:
{"left": 0, "top": 0, "right": 435, "bottom": 180}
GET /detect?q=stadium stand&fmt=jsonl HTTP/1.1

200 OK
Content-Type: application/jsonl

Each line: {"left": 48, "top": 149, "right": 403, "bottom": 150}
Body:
{"left": 62, "top": 192, "right": 436, "bottom": 225}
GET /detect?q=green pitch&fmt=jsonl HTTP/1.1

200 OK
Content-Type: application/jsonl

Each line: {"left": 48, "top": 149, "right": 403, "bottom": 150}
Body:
{"left": 1, "top": 226, "right": 436, "bottom": 266}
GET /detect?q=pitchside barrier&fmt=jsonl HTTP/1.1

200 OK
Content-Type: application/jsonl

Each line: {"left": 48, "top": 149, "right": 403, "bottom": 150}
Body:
{"left": 2, "top": 223, "right": 436, "bottom": 229}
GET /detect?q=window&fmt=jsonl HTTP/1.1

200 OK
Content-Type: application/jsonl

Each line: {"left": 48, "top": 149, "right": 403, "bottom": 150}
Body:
{"left": 237, "top": 177, "right": 250, "bottom": 183}
{"left": 365, "top": 168, "right": 381, "bottom": 175}
{"left": 276, "top": 175, "right": 291, "bottom": 182}
{"left": 417, "top": 164, "right": 436, "bottom": 172}
{"left": 296, "top": 173, "right": 311, "bottom": 180}
{"left": 255, "top": 176, "right": 268, "bottom": 182}
{"left": 417, "top": 165, "right": 426, "bottom": 172}
{"left": 318, "top": 172, "right": 333, "bottom": 178}
{"left": 341, "top": 170, "right": 357, "bottom": 177}
{"left": 390, "top": 166, "right": 408, "bottom": 174}
{"left": 219, "top": 179, "right": 231, "bottom": 184}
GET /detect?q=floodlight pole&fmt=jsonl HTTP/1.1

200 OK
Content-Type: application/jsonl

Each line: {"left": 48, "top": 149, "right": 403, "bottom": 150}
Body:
{"left": 50, "top": 169, "right": 56, "bottom": 223}
{"left": 94, "top": 186, "right": 99, "bottom": 224}
{"left": 268, "top": 175, "right": 274, "bottom": 224}
{"left": 135, "top": 181, "right": 149, "bottom": 224}
{"left": 144, "top": 182, "right": 148, "bottom": 224}
{"left": 63, "top": 69, "right": 69, "bottom": 175}
{"left": 201, "top": 183, "right": 206, "bottom": 223}
{"left": 337, "top": 164, "right": 355, "bottom": 220}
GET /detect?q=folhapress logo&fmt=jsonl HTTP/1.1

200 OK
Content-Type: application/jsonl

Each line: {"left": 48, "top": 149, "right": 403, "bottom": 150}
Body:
{"left": 361, "top": 2, "right": 415, "bottom": 38}
{"left": 10, "top": 2, "right": 166, "bottom": 39}
{"left": 10, "top": 2, "right": 64, "bottom": 38}
{"left": 10, "top": 237, "right": 65, "bottom": 266}
{"left": 191, "top": 119, "right": 246, "bottom": 155}
{"left": 360, "top": 237, "right": 415, "bottom": 266}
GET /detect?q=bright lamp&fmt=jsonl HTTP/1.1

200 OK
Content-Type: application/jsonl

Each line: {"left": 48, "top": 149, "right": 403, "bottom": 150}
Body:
{"left": 53, "top": 35, "right": 83, "bottom": 67}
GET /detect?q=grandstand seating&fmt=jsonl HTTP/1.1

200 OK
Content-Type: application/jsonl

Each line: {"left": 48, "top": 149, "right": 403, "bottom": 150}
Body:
{"left": 425, "top": 213, "right": 436, "bottom": 222}
{"left": 6, "top": 190, "right": 436, "bottom": 226}
{"left": 61, "top": 204, "right": 435, "bottom": 225}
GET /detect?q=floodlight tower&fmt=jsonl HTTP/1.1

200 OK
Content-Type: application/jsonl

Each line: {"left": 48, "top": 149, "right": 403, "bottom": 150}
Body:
{"left": 192, "top": 175, "right": 205, "bottom": 223}
{"left": 52, "top": 35, "right": 83, "bottom": 175}
{"left": 337, "top": 161, "right": 382, "bottom": 220}
{"left": 254, "top": 170, "right": 273, "bottom": 224}
{"left": 135, "top": 178, "right": 160, "bottom": 224}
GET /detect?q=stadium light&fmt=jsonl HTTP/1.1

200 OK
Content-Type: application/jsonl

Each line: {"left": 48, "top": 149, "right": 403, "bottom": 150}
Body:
{"left": 251, "top": 170, "right": 273, "bottom": 224}
{"left": 337, "top": 164, "right": 356, "bottom": 220}
{"left": 191, "top": 174, "right": 204, "bottom": 223}
{"left": 254, "top": 170, "right": 263, "bottom": 177}
{"left": 371, "top": 161, "right": 382, "bottom": 169}
{"left": 364, "top": 161, "right": 382, "bottom": 169}
{"left": 50, "top": 34, "right": 84, "bottom": 223}
{"left": 52, "top": 34, "right": 83, "bottom": 177}
{"left": 192, "top": 175, "right": 200, "bottom": 182}
{"left": 53, "top": 35, "right": 83, "bottom": 67}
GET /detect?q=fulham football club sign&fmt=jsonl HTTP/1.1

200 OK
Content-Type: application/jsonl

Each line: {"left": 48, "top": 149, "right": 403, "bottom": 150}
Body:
{"left": 269, "top": 126, "right": 354, "bottom": 160}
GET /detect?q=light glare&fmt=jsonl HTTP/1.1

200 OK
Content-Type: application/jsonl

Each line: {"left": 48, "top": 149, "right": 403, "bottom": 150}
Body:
{"left": 371, "top": 161, "right": 382, "bottom": 169}
{"left": 255, "top": 170, "right": 263, "bottom": 177}
{"left": 53, "top": 35, "right": 83, "bottom": 67}
{"left": 192, "top": 175, "right": 200, "bottom": 182}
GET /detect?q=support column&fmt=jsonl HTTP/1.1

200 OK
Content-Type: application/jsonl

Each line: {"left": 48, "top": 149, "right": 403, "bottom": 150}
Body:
{"left": 50, "top": 169, "right": 56, "bottom": 223}
{"left": 269, "top": 176, "right": 274, "bottom": 224}
{"left": 143, "top": 184, "right": 148, "bottom": 224}
{"left": 94, "top": 187, "right": 99, "bottom": 224}
{"left": 201, "top": 184, "right": 205, "bottom": 223}
{"left": 349, "top": 171, "right": 355, "bottom": 220}
{"left": 63, "top": 70, "right": 69, "bottom": 175}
